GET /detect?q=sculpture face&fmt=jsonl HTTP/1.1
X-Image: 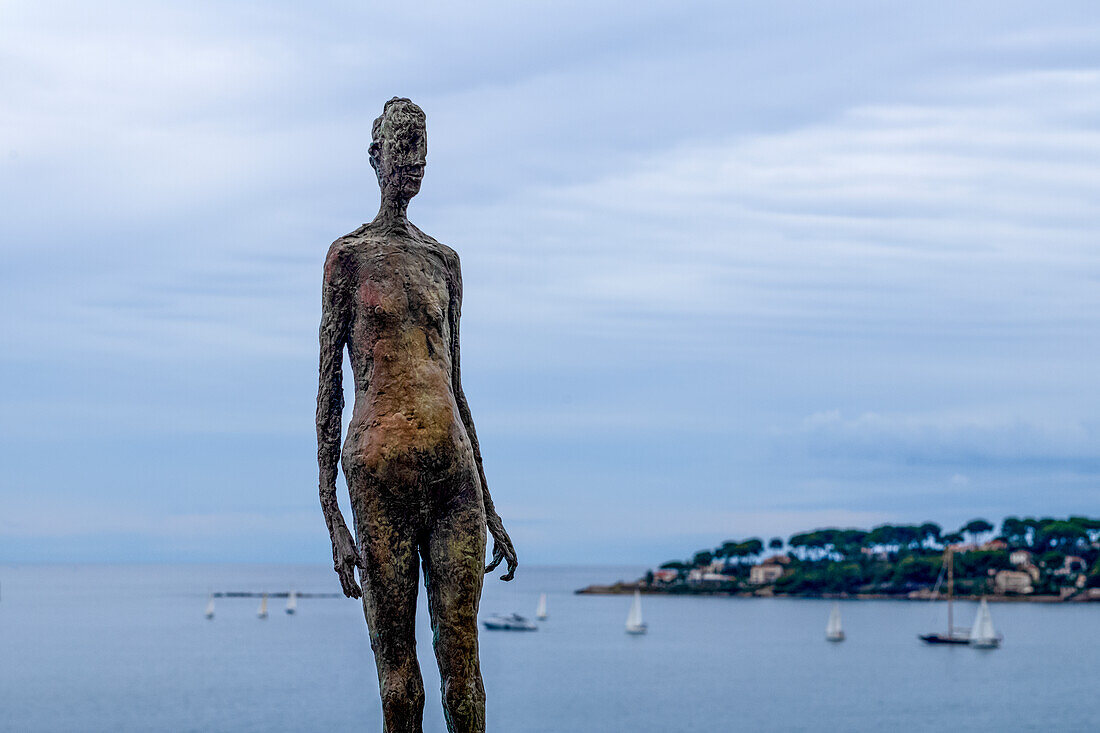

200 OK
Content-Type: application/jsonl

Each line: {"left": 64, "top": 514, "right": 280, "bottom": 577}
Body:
{"left": 380, "top": 135, "right": 426, "bottom": 201}
{"left": 370, "top": 100, "right": 428, "bottom": 203}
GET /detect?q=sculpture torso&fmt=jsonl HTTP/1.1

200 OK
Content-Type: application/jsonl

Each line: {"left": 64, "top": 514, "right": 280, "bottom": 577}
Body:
{"left": 332, "top": 222, "right": 474, "bottom": 484}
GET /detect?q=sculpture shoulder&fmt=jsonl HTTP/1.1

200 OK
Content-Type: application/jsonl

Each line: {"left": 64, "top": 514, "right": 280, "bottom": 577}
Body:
{"left": 324, "top": 230, "right": 363, "bottom": 266}
{"left": 409, "top": 223, "right": 460, "bottom": 273}
{"left": 323, "top": 226, "right": 384, "bottom": 279}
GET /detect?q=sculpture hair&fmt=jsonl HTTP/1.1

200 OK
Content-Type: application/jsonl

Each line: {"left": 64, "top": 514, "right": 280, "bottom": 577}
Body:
{"left": 369, "top": 97, "right": 426, "bottom": 181}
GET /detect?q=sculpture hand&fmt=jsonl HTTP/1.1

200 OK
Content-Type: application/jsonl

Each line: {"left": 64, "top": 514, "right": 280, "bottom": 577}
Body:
{"left": 330, "top": 521, "right": 364, "bottom": 598}
{"left": 484, "top": 514, "right": 518, "bottom": 581}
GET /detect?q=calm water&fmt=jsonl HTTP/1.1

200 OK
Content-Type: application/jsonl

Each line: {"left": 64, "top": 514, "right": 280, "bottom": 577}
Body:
{"left": 1, "top": 564, "right": 1097, "bottom": 732}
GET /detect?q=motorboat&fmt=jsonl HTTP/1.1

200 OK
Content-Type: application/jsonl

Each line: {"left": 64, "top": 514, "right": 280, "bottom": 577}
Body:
{"left": 482, "top": 613, "right": 537, "bottom": 631}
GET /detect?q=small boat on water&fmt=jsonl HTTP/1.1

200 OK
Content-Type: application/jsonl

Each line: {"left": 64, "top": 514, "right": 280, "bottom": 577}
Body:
{"left": 205, "top": 595, "right": 215, "bottom": 620}
{"left": 825, "top": 602, "right": 845, "bottom": 642}
{"left": 536, "top": 593, "right": 548, "bottom": 621}
{"left": 920, "top": 547, "right": 970, "bottom": 645}
{"left": 625, "top": 590, "right": 647, "bottom": 635}
{"left": 286, "top": 590, "right": 297, "bottom": 615}
{"left": 257, "top": 594, "right": 268, "bottom": 619}
{"left": 483, "top": 613, "right": 537, "bottom": 631}
{"left": 968, "top": 597, "right": 1002, "bottom": 649}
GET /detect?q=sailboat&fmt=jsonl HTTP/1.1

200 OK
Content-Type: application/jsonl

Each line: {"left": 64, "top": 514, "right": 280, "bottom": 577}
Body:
{"left": 920, "top": 547, "right": 970, "bottom": 644}
{"left": 625, "top": 589, "right": 647, "bottom": 635}
{"left": 286, "top": 590, "right": 297, "bottom": 615}
{"left": 825, "top": 602, "right": 845, "bottom": 642}
{"left": 205, "top": 595, "right": 215, "bottom": 620}
{"left": 968, "top": 598, "right": 1002, "bottom": 648}
{"left": 257, "top": 593, "right": 268, "bottom": 619}
{"left": 536, "top": 593, "right": 548, "bottom": 621}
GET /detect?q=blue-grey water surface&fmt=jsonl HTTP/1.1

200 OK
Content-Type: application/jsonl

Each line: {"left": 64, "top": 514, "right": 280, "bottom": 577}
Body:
{"left": 1, "top": 564, "right": 1097, "bottom": 732}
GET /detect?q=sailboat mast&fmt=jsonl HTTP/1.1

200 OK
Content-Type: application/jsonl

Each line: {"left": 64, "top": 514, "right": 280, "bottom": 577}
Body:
{"left": 946, "top": 546, "right": 954, "bottom": 635}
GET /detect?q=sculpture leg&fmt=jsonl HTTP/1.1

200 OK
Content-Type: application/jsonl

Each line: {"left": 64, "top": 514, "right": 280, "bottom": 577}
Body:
{"left": 349, "top": 470, "right": 426, "bottom": 733}
{"left": 423, "top": 472, "right": 487, "bottom": 733}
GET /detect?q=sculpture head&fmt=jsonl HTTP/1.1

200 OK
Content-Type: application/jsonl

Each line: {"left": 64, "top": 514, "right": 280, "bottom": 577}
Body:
{"left": 369, "top": 97, "right": 427, "bottom": 204}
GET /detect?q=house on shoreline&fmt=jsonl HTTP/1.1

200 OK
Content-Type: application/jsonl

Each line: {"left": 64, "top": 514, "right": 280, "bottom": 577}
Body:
{"left": 995, "top": 568, "right": 1037, "bottom": 594}
{"left": 749, "top": 555, "right": 790, "bottom": 585}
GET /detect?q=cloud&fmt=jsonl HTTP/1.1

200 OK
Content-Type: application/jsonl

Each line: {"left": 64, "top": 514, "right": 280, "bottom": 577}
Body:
{"left": 789, "top": 409, "right": 1100, "bottom": 464}
{"left": 2, "top": 1, "right": 1100, "bottom": 562}
{"left": 448, "top": 69, "right": 1100, "bottom": 345}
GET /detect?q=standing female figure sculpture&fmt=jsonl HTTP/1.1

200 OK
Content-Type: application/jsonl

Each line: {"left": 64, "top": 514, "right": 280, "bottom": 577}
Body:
{"left": 316, "top": 97, "right": 518, "bottom": 733}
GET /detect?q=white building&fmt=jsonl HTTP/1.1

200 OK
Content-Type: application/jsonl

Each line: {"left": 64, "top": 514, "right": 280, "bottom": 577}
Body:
{"left": 994, "top": 569, "right": 1034, "bottom": 594}
{"left": 1009, "top": 549, "right": 1033, "bottom": 566}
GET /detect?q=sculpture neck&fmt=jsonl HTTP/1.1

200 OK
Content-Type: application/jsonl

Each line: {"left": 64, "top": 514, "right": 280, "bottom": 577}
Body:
{"left": 373, "top": 193, "right": 411, "bottom": 230}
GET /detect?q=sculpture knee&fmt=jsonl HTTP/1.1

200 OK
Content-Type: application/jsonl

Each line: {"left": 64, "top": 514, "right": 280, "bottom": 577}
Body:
{"left": 381, "top": 665, "right": 424, "bottom": 701}
{"left": 379, "top": 662, "right": 425, "bottom": 725}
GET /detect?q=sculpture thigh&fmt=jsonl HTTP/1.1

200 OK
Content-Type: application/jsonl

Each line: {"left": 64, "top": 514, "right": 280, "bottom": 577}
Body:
{"left": 343, "top": 440, "right": 487, "bottom": 733}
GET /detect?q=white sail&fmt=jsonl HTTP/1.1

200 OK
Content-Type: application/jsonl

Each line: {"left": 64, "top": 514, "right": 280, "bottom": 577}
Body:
{"left": 625, "top": 590, "right": 646, "bottom": 633}
{"left": 968, "top": 598, "right": 998, "bottom": 646}
{"left": 536, "top": 593, "right": 547, "bottom": 620}
{"left": 205, "top": 595, "right": 215, "bottom": 620}
{"left": 826, "top": 602, "right": 844, "bottom": 641}
{"left": 286, "top": 590, "right": 297, "bottom": 615}
{"left": 257, "top": 593, "right": 268, "bottom": 619}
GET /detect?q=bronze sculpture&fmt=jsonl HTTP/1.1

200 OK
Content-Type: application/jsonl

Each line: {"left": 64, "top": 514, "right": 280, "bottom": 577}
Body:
{"left": 316, "top": 97, "right": 518, "bottom": 733}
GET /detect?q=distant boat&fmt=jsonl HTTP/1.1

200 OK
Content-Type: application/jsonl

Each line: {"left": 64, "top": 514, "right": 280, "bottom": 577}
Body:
{"left": 920, "top": 547, "right": 970, "bottom": 645}
{"left": 483, "top": 613, "right": 537, "bottom": 631}
{"left": 286, "top": 590, "right": 297, "bottom": 615}
{"left": 625, "top": 590, "right": 647, "bottom": 635}
{"left": 825, "top": 602, "right": 845, "bottom": 642}
{"left": 257, "top": 593, "right": 268, "bottom": 619}
{"left": 205, "top": 595, "right": 215, "bottom": 620}
{"left": 968, "top": 598, "right": 1002, "bottom": 649}
{"left": 536, "top": 593, "right": 548, "bottom": 621}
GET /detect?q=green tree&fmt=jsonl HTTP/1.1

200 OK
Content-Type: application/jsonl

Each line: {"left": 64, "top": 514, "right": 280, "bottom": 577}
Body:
{"left": 1088, "top": 559, "right": 1100, "bottom": 588}
{"left": 716, "top": 541, "right": 738, "bottom": 566}
{"left": 1001, "top": 516, "right": 1027, "bottom": 547}
{"left": 788, "top": 533, "right": 810, "bottom": 560}
{"left": 835, "top": 530, "right": 868, "bottom": 558}
{"left": 894, "top": 525, "right": 921, "bottom": 552}
{"left": 954, "top": 550, "right": 1010, "bottom": 578}
{"left": 960, "top": 518, "right": 994, "bottom": 544}
{"left": 1035, "top": 521, "right": 1088, "bottom": 552}
{"left": 824, "top": 562, "right": 864, "bottom": 593}
{"left": 918, "top": 523, "right": 942, "bottom": 548}
{"left": 1069, "top": 516, "right": 1100, "bottom": 543}
{"left": 740, "top": 538, "right": 764, "bottom": 562}
{"left": 1039, "top": 550, "right": 1066, "bottom": 569}
{"left": 769, "top": 537, "right": 784, "bottom": 550}
{"left": 692, "top": 550, "right": 714, "bottom": 568}
{"left": 867, "top": 525, "right": 900, "bottom": 553}
{"left": 892, "top": 556, "right": 939, "bottom": 586}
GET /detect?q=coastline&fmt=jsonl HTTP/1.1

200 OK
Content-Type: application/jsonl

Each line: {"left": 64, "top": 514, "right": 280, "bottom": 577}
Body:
{"left": 574, "top": 582, "right": 1098, "bottom": 603}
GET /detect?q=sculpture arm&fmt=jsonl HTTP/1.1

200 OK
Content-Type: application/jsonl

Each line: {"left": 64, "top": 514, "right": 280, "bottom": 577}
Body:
{"left": 316, "top": 244, "right": 362, "bottom": 598}
{"left": 449, "top": 259, "right": 518, "bottom": 581}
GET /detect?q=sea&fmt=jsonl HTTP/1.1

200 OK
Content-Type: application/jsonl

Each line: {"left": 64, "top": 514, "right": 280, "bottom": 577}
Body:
{"left": 1, "top": 564, "right": 1097, "bottom": 732}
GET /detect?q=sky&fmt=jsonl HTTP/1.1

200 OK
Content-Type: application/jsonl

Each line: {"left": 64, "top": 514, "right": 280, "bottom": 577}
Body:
{"left": 1, "top": 1, "right": 1099, "bottom": 565}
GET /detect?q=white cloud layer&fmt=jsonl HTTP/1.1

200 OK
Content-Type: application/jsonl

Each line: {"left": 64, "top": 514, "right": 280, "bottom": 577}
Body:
{"left": 2, "top": 1, "right": 1099, "bottom": 563}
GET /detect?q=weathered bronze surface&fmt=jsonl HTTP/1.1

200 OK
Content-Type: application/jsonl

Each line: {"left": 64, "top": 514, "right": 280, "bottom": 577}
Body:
{"left": 316, "top": 98, "right": 517, "bottom": 732}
